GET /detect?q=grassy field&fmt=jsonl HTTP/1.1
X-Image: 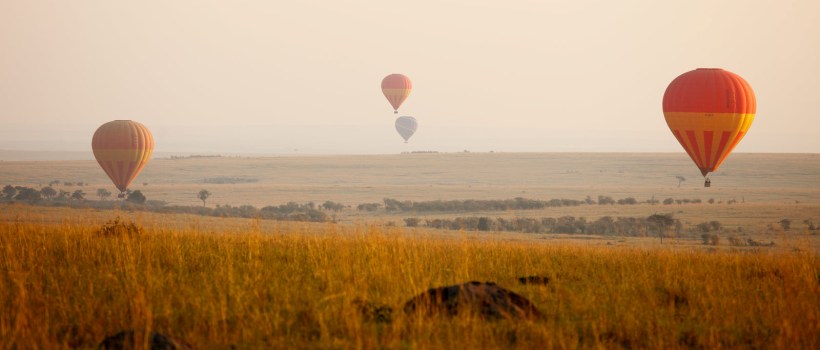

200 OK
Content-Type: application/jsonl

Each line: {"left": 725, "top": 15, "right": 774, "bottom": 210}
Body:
{"left": 1, "top": 153, "right": 818, "bottom": 348}
{"left": 1, "top": 206, "right": 818, "bottom": 349}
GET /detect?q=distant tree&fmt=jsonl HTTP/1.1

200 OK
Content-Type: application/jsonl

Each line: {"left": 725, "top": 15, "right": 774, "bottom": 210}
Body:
{"left": 198, "top": 189, "right": 211, "bottom": 207}
{"left": 48, "top": 180, "right": 61, "bottom": 186}
{"left": 597, "top": 195, "right": 615, "bottom": 205}
{"left": 126, "top": 190, "right": 146, "bottom": 204}
{"left": 617, "top": 197, "right": 638, "bottom": 205}
{"left": 647, "top": 213, "right": 676, "bottom": 243}
{"left": 14, "top": 187, "right": 41, "bottom": 202}
{"left": 357, "top": 203, "right": 382, "bottom": 211}
{"left": 477, "top": 217, "right": 493, "bottom": 231}
{"left": 676, "top": 176, "right": 686, "bottom": 188}
{"left": 3, "top": 185, "right": 17, "bottom": 199}
{"left": 97, "top": 188, "right": 112, "bottom": 201}
{"left": 322, "top": 201, "right": 345, "bottom": 212}
{"left": 40, "top": 186, "right": 57, "bottom": 200}
{"left": 404, "top": 217, "right": 421, "bottom": 227}
{"left": 779, "top": 219, "right": 791, "bottom": 231}
{"left": 71, "top": 190, "right": 86, "bottom": 201}
{"left": 56, "top": 190, "right": 70, "bottom": 201}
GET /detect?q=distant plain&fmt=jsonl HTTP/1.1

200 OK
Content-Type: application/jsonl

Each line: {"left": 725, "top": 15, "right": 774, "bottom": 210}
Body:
{"left": 2, "top": 152, "right": 818, "bottom": 250}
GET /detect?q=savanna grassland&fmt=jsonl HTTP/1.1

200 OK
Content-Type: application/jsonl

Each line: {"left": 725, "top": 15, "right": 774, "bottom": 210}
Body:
{"left": 1, "top": 153, "right": 819, "bottom": 348}
{"left": 0, "top": 206, "right": 818, "bottom": 349}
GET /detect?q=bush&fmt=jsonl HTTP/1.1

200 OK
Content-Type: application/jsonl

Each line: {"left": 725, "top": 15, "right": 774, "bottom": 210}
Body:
{"left": 126, "top": 190, "right": 146, "bottom": 204}
{"left": 357, "top": 203, "right": 382, "bottom": 212}
{"left": 727, "top": 236, "right": 746, "bottom": 246}
{"left": 598, "top": 196, "right": 615, "bottom": 205}
{"left": 404, "top": 218, "right": 420, "bottom": 227}
{"left": 97, "top": 217, "right": 143, "bottom": 237}
{"left": 701, "top": 233, "right": 719, "bottom": 245}
{"left": 322, "top": 201, "right": 346, "bottom": 212}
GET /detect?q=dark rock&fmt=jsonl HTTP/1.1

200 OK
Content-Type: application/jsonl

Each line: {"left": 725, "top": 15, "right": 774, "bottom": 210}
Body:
{"left": 517, "top": 275, "right": 550, "bottom": 285}
{"left": 98, "top": 330, "right": 189, "bottom": 350}
{"left": 403, "top": 281, "right": 542, "bottom": 320}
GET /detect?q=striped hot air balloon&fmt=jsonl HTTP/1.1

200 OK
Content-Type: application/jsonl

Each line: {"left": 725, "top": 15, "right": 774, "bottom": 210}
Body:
{"left": 381, "top": 74, "right": 412, "bottom": 113}
{"left": 662, "top": 68, "right": 755, "bottom": 186}
{"left": 91, "top": 120, "right": 154, "bottom": 197}
{"left": 395, "top": 116, "right": 418, "bottom": 143}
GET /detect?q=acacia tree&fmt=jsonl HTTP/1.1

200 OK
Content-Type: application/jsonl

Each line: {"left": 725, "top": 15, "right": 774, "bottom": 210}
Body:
{"left": 126, "top": 190, "right": 146, "bottom": 204}
{"left": 71, "top": 190, "right": 86, "bottom": 201}
{"left": 14, "top": 187, "right": 41, "bottom": 202}
{"left": 647, "top": 213, "right": 676, "bottom": 243}
{"left": 676, "top": 176, "right": 686, "bottom": 188}
{"left": 41, "top": 186, "right": 57, "bottom": 200}
{"left": 2, "top": 185, "right": 16, "bottom": 199}
{"left": 97, "top": 188, "right": 112, "bottom": 201}
{"left": 198, "top": 189, "right": 211, "bottom": 207}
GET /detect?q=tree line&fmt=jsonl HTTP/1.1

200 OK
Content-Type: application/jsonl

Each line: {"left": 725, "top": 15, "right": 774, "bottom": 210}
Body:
{"left": 403, "top": 214, "right": 683, "bottom": 237}
{"left": 378, "top": 195, "right": 725, "bottom": 213}
{"left": 1, "top": 184, "right": 329, "bottom": 223}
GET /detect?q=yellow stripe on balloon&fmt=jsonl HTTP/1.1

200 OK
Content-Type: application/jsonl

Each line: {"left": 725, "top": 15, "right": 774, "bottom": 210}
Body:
{"left": 663, "top": 112, "right": 754, "bottom": 175}
{"left": 91, "top": 149, "right": 154, "bottom": 162}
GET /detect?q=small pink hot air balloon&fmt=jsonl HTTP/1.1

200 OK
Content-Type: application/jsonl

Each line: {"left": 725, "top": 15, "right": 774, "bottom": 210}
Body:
{"left": 381, "top": 74, "right": 412, "bottom": 113}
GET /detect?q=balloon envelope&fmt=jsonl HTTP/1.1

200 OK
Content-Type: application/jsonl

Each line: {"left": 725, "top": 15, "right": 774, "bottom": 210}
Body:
{"left": 395, "top": 116, "right": 418, "bottom": 142}
{"left": 381, "top": 74, "right": 412, "bottom": 113}
{"left": 662, "top": 68, "right": 755, "bottom": 176}
{"left": 91, "top": 120, "right": 154, "bottom": 194}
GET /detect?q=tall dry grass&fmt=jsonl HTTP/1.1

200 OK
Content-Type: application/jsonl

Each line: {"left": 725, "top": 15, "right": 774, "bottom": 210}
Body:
{"left": 0, "top": 210, "right": 818, "bottom": 349}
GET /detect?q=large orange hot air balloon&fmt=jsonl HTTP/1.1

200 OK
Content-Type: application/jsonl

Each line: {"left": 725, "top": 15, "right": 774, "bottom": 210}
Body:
{"left": 662, "top": 68, "right": 755, "bottom": 186}
{"left": 91, "top": 120, "right": 154, "bottom": 197}
{"left": 381, "top": 74, "right": 412, "bottom": 113}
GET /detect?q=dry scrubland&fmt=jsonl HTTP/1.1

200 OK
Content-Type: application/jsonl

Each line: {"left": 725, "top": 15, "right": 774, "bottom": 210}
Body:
{"left": 1, "top": 207, "right": 818, "bottom": 349}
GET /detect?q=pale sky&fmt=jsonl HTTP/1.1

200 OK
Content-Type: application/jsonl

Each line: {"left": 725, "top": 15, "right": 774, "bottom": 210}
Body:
{"left": 1, "top": 0, "right": 818, "bottom": 155}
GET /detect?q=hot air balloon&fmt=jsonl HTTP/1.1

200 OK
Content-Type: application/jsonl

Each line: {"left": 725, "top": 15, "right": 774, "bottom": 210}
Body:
{"left": 395, "top": 116, "right": 418, "bottom": 143}
{"left": 662, "top": 68, "right": 755, "bottom": 187}
{"left": 381, "top": 74, "right": 412, "bottom": 113}
{"left": 91, "top": 120, "right": 154, "bottom": 198}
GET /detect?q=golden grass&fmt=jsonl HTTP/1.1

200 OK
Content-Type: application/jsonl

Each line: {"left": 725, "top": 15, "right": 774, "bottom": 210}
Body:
{"left": 1, "top": 209, "right": 818, "bottom": 349}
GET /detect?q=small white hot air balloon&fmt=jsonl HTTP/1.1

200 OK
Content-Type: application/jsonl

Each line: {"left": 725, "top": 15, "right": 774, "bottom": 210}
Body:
{"left": 395, "top": 116, "right": 418, "bottom": 143}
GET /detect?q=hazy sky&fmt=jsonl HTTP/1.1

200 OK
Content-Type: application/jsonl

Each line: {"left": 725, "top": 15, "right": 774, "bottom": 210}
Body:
{"left": 1, "top": 0, "right": 818, "bottom": 155}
